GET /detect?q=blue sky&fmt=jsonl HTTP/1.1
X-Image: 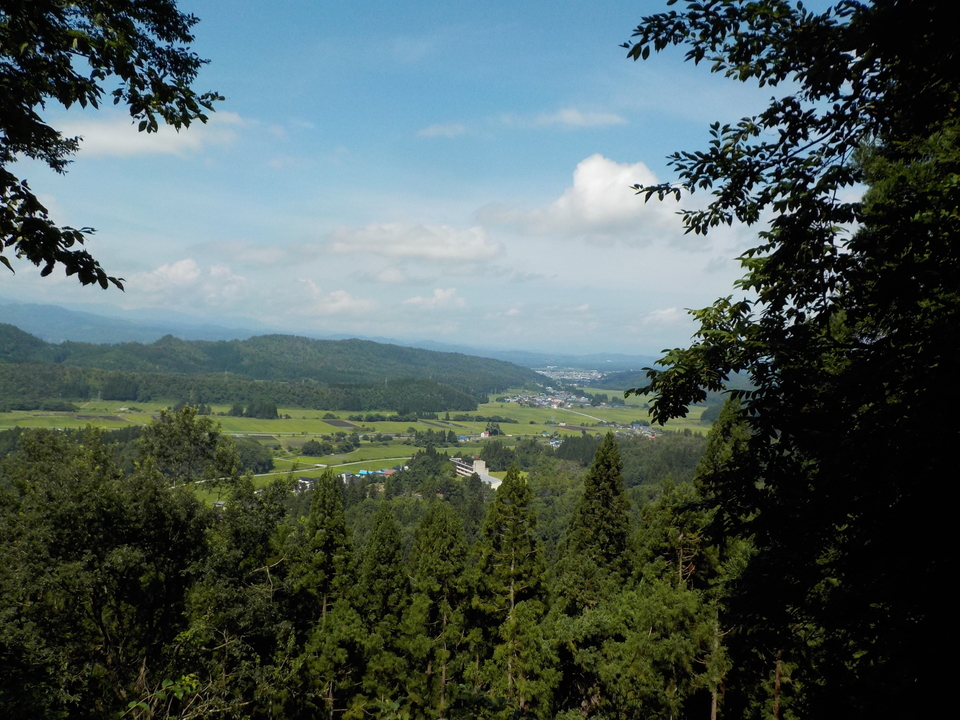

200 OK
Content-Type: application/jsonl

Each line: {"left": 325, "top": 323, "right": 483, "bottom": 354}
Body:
{"left": 7, "top": 0, "right": 799, "bottom": 355}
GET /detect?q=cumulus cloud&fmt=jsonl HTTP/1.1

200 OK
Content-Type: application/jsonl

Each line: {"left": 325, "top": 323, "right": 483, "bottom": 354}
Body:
{"left": 330, "top": 222, "right": 502, "bottom": 262}
{"left": 402, "top": 288, "right": 465, "bottom": 309}
{"left": 62, "top": 111, "right": 244, "bottom": 158}
{"left": 536, "top": 108, "right": 626, "bottom": 128}
{"left": 418, "top": 123, "right": 467, "bottom": 138}
{"left": 297, "top": 280, "right": 376, "bottom": 315}
{"left": 134, "top": 258, "right": 202, "bottom": 291}
{"left": 127, "top": 259, "right": 254, "bottom": 309}
{"left": 204, "top": 265, "right": 250, "bottom": 307}
{"left": 479, "top": 153, "right": 695, "bottom": 247}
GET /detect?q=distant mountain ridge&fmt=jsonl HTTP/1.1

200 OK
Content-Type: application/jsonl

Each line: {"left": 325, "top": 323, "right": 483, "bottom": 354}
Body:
{"left": 0, "top": 323, "right": 543, "bottom": 394}
{"left": 0, "top": 298, "right": 658, "bottom": 371}
{"left": 0, "top": 298, "right": 263, "bottom": 344}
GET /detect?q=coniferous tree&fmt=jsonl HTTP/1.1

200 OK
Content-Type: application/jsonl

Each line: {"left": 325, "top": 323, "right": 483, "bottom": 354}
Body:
{"left": 457, "top": 471, "right": 486, "bottom": 546}
{"left": 472, "top": 467, "right": 553, "bottom": 717}
{"left": 554, "top": 433, "right": 632, "bottom": 614}
{"left": 355, "top": 502, "right": 411, "bottom": 707}
{"left": 281, "top": 471, "right": 362, "bottom": 719}
{"left": 632, "top": 481, "right": 732, "bottom": 720}
{"left": 287, "top": 471, "right": 353, "bottom": 627}
{"left": 179, "top": 475, "right": 294, "bottom": 717}
{"left": 303, "top": 599, "right": 368, "bottom": 720}
{"left": 406, "top": 502, "right": 470, "bottom": 718}
{"left": 550, "top": 433, "right": 634, "bottom": 717}
{"left": 475, "top": 467, "right": 547, "bottom": 623}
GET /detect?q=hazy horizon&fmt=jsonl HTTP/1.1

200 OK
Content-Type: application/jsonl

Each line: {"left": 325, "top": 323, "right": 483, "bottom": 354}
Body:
{"left": 2, "top": 1, "right": 833, "bottom": 355}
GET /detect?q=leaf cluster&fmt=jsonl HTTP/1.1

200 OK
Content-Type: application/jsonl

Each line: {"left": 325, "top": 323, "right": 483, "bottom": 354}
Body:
{"left": 0, "top": 0, "right": 222, "bottom": 284}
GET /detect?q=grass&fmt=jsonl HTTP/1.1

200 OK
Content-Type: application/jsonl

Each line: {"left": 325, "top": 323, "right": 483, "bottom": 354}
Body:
{"left": 1, "top": 391, "right": 711, "bottom": 483}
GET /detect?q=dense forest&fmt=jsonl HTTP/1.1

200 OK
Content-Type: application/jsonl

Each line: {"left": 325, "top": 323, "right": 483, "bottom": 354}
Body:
{"left": 0, "top": 324, "right": 547, "bottom": 412}
{"left": 0, "top": 325, "right": 542, "bottom": 391}
{"left": 0, "top": 409, "right": 724, "bottom": 719}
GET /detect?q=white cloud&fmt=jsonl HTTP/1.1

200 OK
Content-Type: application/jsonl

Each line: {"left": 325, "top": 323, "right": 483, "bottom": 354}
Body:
{"left": 126, "top": 259, "right": 254, "bottom": 310}
{"left": 134, "top": 258, "right": 202, "bottom": 291}
{"left": 479, "top": 153, "right": 696, "bottom": 247}
{"left": 499, "top": 108, "right": 626, "bottom": 130}
{"left": 376, "top": 268, "right": 407, "bottom": 283}
{"left": 641, "top": 307, "right": 687, "bottom": 326}
{"left": 402, "top": 288, "right": 465, "bottom": 309}
{"left": 62, "top": 112, "right": 244, "bottom": 158}
{"left": 330, "top": 222, "right": 502, "bottom": 262}
{"left": 297, "top": 280, "right": 376, "bottom": 315}
{"left": 536, "top": 108, "right": 626, "bottom": 128}
{"left": 418, "top": 123, "right": 467, "bottom": 138}
{"left": 204, "top": 264, "right": 250, "bottom": 307}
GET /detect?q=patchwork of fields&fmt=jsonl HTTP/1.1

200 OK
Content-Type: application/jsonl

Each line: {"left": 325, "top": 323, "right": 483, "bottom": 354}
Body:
{"left": 0, "top": 389, "right": 710, "bottom": 485}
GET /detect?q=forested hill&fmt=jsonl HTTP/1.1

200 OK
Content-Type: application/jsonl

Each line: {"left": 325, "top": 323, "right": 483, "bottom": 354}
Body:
{"left": 0, "top": 324, "right": 542, "bottom": 393}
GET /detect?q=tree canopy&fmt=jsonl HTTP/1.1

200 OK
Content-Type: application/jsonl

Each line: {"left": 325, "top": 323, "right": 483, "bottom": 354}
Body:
{"left": 625, "top": 1, "right": 956, "bottom": 716}
{"left": 0, "top": 0, "right": 220, "bottom": 286}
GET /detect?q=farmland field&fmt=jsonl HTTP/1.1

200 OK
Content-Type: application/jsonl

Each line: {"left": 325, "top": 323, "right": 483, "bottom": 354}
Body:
{"left": 0, "top": 388, "right": 711, "bottom": 496}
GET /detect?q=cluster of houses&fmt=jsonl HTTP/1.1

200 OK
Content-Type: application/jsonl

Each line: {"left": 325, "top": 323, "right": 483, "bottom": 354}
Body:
{"left": 498, "top": 390, "right": 598, "bottom": 409}
{"left": 535, "top": 368, "right": 606, "bottom": 383}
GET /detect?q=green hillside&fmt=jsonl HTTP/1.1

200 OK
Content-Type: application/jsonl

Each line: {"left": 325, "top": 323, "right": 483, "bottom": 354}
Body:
{"left": 0, "top": 324, "right": 546, "bottom": 412}
{"left": 0, "top": 325, "right": 543, "bottom": 392}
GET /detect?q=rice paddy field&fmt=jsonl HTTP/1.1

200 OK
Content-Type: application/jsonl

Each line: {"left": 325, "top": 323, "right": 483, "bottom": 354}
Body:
{"left": 1, "top": 388, "right": 711, "bottom": 499}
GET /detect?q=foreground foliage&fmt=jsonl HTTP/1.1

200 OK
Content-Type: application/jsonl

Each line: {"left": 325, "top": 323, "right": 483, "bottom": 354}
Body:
{"left": 0, "top": 420, "right": 728, "bottom": 719}
{"left": 0, "top": 0, "right": 220, "bottom": 286}
{"left": 626, "top": 1, "right": 955, "bottom": 716}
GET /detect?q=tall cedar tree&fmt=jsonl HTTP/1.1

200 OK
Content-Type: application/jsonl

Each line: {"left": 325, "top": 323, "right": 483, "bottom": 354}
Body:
{"left": 474, "top": 467, "right": 547, "bottom": 629}
{"left": 686, "top": 399, "right": 756, "bottom": 720}
{"left": 473, "top": 467, "right": 553, "bottom": 717}
{"left": 550, "top": 433, "right": 633, "bottom": 718}
{"left": 554, "top": 432, "right": 632, "bottom": 614}
{"left": 407, "top": 502, "right": 470, "bottom": 719}
{"left": 280, "top": 472, "right": 358, "bottom": 719}
{"left": 286, "top": 471, "right": 353, "bottom": 628}
{"left": 355, "top": 502, "right": 411, "bottom": 706}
